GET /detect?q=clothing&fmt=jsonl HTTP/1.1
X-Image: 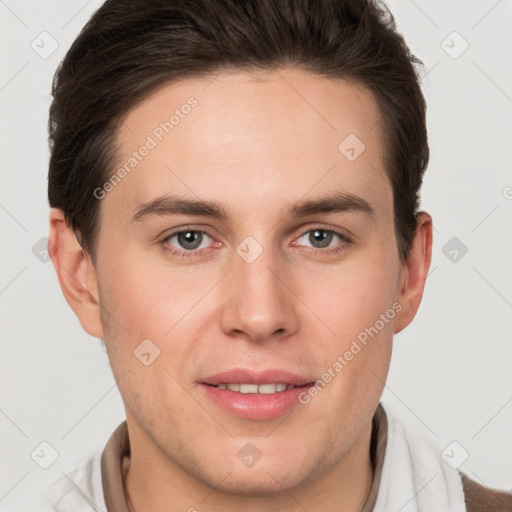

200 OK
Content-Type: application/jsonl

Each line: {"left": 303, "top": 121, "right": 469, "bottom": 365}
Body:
{"left": 41, "top": 403, "right": 512, "bottom": 511}
{"left": 374, "top": 404, "right": 466, "bottom": 511}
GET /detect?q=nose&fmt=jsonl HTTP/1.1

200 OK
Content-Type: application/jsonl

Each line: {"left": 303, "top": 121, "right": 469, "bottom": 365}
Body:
{"left": 219, "top": 245, "right": 299, "bottom": 344}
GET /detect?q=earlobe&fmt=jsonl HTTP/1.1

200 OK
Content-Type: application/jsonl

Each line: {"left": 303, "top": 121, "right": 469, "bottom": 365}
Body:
{"left": 49, "top": 208, "right": 104, "bottom": 339}
{"left": 394, "top": 212, "right": 433, "bottom": 334}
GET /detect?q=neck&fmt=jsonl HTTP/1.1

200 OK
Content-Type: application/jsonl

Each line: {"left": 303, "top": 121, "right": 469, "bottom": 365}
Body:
{"left": 124, "top": 421, "right": 374, "bottom": 512}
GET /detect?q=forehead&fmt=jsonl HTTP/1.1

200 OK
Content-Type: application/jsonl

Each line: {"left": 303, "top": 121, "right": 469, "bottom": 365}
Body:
{"left": 106, "top": 68, "right": 391, "bottom": 223}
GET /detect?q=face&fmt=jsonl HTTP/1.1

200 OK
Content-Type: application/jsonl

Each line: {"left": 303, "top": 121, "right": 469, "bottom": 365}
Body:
{"left": 92, "top": 69, "right": 404, "bottom": 494}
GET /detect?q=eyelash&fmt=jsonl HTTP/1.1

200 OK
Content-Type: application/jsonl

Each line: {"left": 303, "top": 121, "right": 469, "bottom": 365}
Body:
{"left": 161, "top": 227, "right": 351, "bottom": 259}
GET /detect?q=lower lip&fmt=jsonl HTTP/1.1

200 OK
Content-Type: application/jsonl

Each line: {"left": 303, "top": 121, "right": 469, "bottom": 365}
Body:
{"left": 200, "top": 384, "right": 313, "bottom": 420}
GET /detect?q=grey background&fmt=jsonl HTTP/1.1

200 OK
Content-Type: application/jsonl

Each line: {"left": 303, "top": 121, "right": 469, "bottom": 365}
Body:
{"left": 1, "top": 0, "right": 511, "bottom": 509}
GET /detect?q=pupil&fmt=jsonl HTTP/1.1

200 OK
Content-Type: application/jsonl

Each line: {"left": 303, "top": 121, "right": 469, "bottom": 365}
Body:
{"left": 310, "top": 229, "right": 332, "bottom": 248}
{"left": 178, "top": 231, "right": 202, "bottom": 250}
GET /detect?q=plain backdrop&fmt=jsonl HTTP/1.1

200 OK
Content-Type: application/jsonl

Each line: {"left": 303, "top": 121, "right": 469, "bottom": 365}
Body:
{"left": 1, "top": 0, "right": 511, "bottom": 509}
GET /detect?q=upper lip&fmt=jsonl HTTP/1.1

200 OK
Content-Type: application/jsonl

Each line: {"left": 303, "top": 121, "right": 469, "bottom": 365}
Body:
{"left": 201, "top": 369, "right": 313, "bottom": 387}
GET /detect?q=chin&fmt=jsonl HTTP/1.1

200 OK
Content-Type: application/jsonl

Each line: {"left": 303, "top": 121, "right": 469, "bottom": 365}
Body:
{"left": 188, "top": 449, "right": 323, "bottom": 497}
{"left": 208, "top": 467, "right": 308, "bottom": 496}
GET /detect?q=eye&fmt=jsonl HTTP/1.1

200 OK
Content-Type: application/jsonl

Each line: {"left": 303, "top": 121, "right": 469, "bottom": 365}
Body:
{"left": 161, "top": 226, "right": 350, "bottom": 259}
{"left": 164, "top": 230, "right": 214, "bottom": 253}
{"left": 294, "top": 228, "right": 350, "bottom": 251}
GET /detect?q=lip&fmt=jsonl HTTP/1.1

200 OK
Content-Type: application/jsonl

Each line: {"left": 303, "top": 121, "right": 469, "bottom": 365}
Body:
{"left": 199, "top": 369, "right": 314, "bottom": 420}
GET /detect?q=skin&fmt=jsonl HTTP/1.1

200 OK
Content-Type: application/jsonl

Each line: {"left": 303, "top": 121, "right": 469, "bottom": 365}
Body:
{"left": 49, "top": 68, "right": 432, "bottom": 512}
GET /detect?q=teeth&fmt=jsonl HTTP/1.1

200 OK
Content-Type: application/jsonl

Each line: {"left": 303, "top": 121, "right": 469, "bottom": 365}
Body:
{"left": 216, "top": 383, "right": 293, "bottom": 394}
{"left": 240, "top": 384, "right": 259, "bottom": 394}
{"left": 258, "top": 383, "right": 279, "bottom": 394}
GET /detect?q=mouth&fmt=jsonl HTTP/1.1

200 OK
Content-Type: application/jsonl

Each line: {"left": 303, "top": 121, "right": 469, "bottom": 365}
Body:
{"left": 199, "top": 369, "right": 315, "bottom": 420}
{"left": 208, "top": 382, "right": 296, "bottom": 394}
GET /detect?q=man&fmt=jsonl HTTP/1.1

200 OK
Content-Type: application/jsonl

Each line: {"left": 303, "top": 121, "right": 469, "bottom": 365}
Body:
{"left": 44, "top": 0, "right": 512, "bottom": 510}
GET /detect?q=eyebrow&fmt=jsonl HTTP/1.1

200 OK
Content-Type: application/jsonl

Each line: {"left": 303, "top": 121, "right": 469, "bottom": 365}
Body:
{"left": 129, "top": 191, "right": 375, "bottom": 223}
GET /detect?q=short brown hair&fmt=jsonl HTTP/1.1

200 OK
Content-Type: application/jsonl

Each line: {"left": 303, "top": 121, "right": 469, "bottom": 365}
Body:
{"left": 48, "top": 0, "right": 429, "bottom": 262}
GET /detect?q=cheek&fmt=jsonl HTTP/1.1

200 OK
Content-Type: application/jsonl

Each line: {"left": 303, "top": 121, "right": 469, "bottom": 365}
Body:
{"left": 97, "top": 249, "right": 206, "bottom": 338}
{"left": 296, "top": 247, "right": 398, "bottom": 403}
{"left": 95, "top": 249, "right": 221, "bottom": 404}
{"left": 297, "top": 247, "right": 399, "bottom": 340}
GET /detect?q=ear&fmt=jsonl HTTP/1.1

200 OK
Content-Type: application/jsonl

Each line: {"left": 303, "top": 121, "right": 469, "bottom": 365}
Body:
{"left": 394, "top": 212, "right": 433, "bottom": 334}
{"left": 49, "top": 208, "right": 104, "bottom": 339}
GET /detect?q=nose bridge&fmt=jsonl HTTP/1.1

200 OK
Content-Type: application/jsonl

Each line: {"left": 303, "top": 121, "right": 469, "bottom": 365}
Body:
{"left": 219, "top": 237, "right": 297, "bottom": 342}
{"left": 237, "top": 249, "right": 281, "bottom": 301}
